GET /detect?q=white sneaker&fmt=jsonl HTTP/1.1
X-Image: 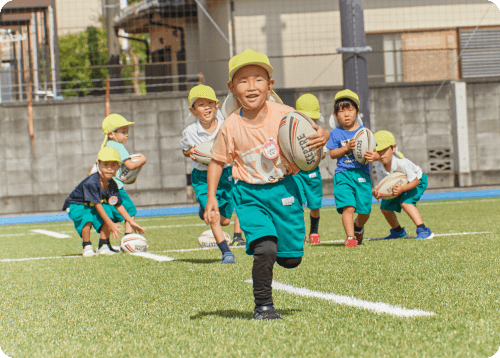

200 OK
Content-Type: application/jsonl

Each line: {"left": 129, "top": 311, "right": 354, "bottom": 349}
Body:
{"left": 96, "top": 245, "right": 116, "bottom": 256}
{"left": 82, "top": 245, "right": 96, "bottom": 257}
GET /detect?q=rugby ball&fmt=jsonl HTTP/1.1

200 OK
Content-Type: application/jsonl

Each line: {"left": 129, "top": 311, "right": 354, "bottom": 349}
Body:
{"left": 191, "top": 141, "right": 213, "bottom": 166}
{"left": 278, "top": 111, "right": 323, "bottom": 171}
{"left": 197, "top": 229, "right": 231, "bottom": 248}
{"left": 353, "top": 128, "right": 376, "bottom": 165}
{"left": 120, "top": 234, "right": 149, "bottom": 253}
{"left": 377, "top": 171, "right": 409, "bottom": 200}
{"left": 120, "top": 154, "right": 142, "bottom": 184}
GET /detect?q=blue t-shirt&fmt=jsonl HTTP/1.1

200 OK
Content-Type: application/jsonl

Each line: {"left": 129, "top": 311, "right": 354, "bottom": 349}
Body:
{"left": 106, "top": 141, "right": 130, "bottom": 189}
{"left": 62, "top": 172, "right": 123, "bottom": 211}
{"left": 326, "top": 125, "right": 370, "bottom": 175}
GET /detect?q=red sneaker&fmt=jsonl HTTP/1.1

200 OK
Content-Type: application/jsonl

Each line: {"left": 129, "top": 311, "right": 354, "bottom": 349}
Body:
{"left": 344, "top": 236, "right": 357, "bottom": 248}
{"left": 309, "top": 233, "right": 321, "bottom": 245}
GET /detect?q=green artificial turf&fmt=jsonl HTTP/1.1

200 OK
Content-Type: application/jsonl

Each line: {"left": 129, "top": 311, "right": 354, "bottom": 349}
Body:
{"left": 0, "top": 198, "right": 499, "bottom": 357}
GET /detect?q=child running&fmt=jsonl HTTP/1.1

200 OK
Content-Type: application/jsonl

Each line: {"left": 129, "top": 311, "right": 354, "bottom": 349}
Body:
{"left": 63, "top": 147, "right": 145, "bottom": 256}
{"left": 326, "top": 89, "right": 372, "bottom": 248}
{"left": 205, "top": 49, "right": 330, "bottom": 319}
{"left": 180, "top": 84, "right": 239, "bottom": 264}
{"left": 368, "top": 130, "right": 435, "bottom": 240}
{"left": 295, "top": 93, "right": 326, "bottom": 244}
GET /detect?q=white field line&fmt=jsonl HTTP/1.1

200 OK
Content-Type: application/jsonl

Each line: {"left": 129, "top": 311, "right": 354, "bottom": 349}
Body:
{"left": 31, "top": 229, "right": 71, "bottom": 239}
{"left": 0, "top": 255, "right": 80, "bottom": 262}
{"left": 321, "top": 231, "right": 491, "bottom": 244}
{"left": 131, "top": 252, "right": 176, "bottom": 261}
{"left": 245, "top": 280, "right": 435, "bottom": 318}
{"left": 152, "top": 245, "right": 247, "bottom": 253}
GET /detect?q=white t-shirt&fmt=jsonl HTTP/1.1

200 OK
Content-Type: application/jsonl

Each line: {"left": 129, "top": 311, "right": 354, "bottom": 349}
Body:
{"left": 375, "top": 155, "right": 423, "bottom": 184}
{"left": 180, "top": 110, "right": 227, "bottom": 171}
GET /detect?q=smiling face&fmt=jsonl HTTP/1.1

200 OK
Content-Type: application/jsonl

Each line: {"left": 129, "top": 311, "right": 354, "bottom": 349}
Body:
{"left": 110, "top": 126, "right": 129, "bottom": 144}
{"left": 189, "top": 98, "right": 219, "bottom": 123}
{"left": 378, "top": 145, "right": 396, "bottom": 165}
{"left": 228, "top": 65, "right": 274, "bottom": 112}
{"left": 98, "top": 160, "right": 120, "bottom": 180}
{"left": 335, "top": 102, "right": 358, "bottom": 130}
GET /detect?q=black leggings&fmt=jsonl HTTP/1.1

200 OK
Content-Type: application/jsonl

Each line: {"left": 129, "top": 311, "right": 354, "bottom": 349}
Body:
{"left": 251, "top": 236, "right": 302, "bottom": 308}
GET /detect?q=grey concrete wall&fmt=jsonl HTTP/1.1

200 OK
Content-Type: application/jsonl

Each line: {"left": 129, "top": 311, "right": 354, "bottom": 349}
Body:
{"left": 0, "top": 78, "right": 499, "bottom": 215}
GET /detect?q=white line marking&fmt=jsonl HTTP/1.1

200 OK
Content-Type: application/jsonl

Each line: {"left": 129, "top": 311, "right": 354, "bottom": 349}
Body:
{"left": 32, "top": 229, "right": 71, "bottom": 238}
{"left": 0, "top": 255, "right": 80, "bottom": 262}
{"left": 245, "top": 280, "right": 435, "bottom": 318}
{"left": 130, "top": 252, "right": 176, "bottom": 261}
{"left": 321, "top": 231, "right": 491, "bottom": 244}
{"left": 145, "top": 223, "right": 208, "bottom": 229}
{"left": 152, "top": 245, "right": 247, "bottom": 253}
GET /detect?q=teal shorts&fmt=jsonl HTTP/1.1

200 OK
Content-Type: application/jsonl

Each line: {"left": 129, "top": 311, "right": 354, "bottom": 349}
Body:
{"left": 68, "top": 203, "right": 117, "bottom": 237}
{"left": 109, "top": 188, "right": 137, "bottom": 222}
{"left": 293, "top": 167, "right": 323, "bottom": 209}
{"left": 191, "top": 166, "right": 234, "bottom": 219}
{"left": 380, "top": 173, "right": 428, "bottom": 213}
{"left": 232, "top": 175, "right": 305, "bottom": 258}
{"left": 334, "top": 168, "right": 372, "bottom": 215}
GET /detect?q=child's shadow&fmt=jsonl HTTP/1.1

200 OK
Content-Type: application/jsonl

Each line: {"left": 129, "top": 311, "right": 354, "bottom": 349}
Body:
{"left": 177, "top": 258, "right": 220, "bottom": 264}
{"left": 190, "top": 308, "right": 301, "bottom": 320}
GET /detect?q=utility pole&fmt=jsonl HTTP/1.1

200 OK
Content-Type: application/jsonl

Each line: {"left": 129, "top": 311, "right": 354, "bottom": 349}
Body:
{"left": 106, "top": 0, "right": 122, "bottom": 94}
{"left": 338, "top": 0, "right": 371, "bottom": 129}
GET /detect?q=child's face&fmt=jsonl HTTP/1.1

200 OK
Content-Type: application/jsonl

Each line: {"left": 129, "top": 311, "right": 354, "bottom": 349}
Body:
{"left": 189, "top": 98, "right": 219, "bottom": 123}
{"left": 378, "top": 146, "right": 396, "bottom": 165}
{"left": 98, "top": 160, "right": 120, "bottom": 179}
{"left": 228, "top": 65, "right": 274, "bottom": 111}
{"left": 110, "top": 126, "right": 129, "bottom": 144}
{"left": 335, "top": 103, "right": 358, "bottom": 128}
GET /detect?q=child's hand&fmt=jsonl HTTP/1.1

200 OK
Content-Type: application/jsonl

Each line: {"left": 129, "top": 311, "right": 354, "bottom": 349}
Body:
{"left": 364, "top": 149, "right": 379, "bottom": 162}
{"left": 392, "top": 184, "right": 404, "bottom": 196}
{"left": 187, "top": 146, "right": 197, "bottom": 161}
{"left": 108, "top": 222, "right": 123, "bottom": 240}
{"left": 307, "top": 125, "right": 330, "bottom": 152}
{"left": 347, "top": 138, "right": 356, "bottom": 150}
{"left": 372, "top": 189, "right": 381, "bottom": 200}
{"left": 203, "top": 198, "right": 219, "bottom": 225}
{"left": 129, "top": 219, "right": 145, "bottom": 234}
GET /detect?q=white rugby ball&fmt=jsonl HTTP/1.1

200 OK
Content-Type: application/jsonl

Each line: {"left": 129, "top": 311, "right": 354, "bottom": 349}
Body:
{"left": 353, "top": 128, "right": 376, "bottom": 165}
{"left": 120, "top": 234, "right": 149, "bottom": 253}
{"left": 197, "top": 229, "right": 231, "bottom": 248}
{"left": 377, "top": 171, "right": 409, "bottom": 200}
{"left": 191, "top": 141, "right": 213, "bottom": 166}
{"left": 120, "top": 154, "right": 143, "bottom": 184}
{"left": 278, "top": 111, "right": 322, "bottom": 171}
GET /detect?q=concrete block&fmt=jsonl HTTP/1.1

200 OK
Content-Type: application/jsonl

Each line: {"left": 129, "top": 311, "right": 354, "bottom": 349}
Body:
{"left": 158, "top": 110, "right": 185, "bottom": 135}
{"left": 34, "top": 178, "right": 59, "bottom": 195}
{"left": 56, "top": 141, "right": 83, "bottom": 157}
{"left": 80, "top": 101, "right": 106, "bottom": 117}
{"left": 471, "top": 83, "right": 499, "bottom": 108}
{"left": 476, "top": 146, "right": 500, "bottom": 171}
{"left": 475, "top": 119, "right": 500, "bottom": 134}
{"left": 34, "top": 117, "right": 56, "bottom": 132}
{"left": 162, "top": 174, "right": 186, "bottom": 189}
{"left": 477, "top": 132, "right": 500, "bottom": 145}
{"left": 6, "top": 158, "right": 31, "bottom": 171}
{"left": 131, "top": 111, "right": 157, "bottom": 126}
{"left": 7, "top": 182, "right": 33, "bottom": 196}
{"left": 468, "top": 145, "right": 478, "bottom": 172}
{"left": 57, "top": 115, "right": 81, "bottom": 132}
{"left": 400, "top": 133, "right": 426, "bottom": 148}
{"left": 132, "top": 99, "right": 158, "bottom": 114}
{"left": 1, "top": 195, "right": 35, "bottom": 214}
{"left": 400, "top": 122, "right": 425, "bottom": 137}
{"left": 425, "top": 109, "right": 450, "bottom": 123}
{"left": 110, "top": 101, "right": 133, "bottom": 114}
{"left": 133, "top": 123, "right": 158, "bottom": 141}
{"left": 472, "top": 106, "right": 498, "bottom": 122}
{"left": 5, "top": 144, "right": 31, "bottom": 160}
{"left": 82, "top": 139, "right": 103, "bottom": 155}
{"left": 33, "top": 155, "right": 58, "bottom": 172}
{"left": 160, "top": 136, "right": 183, "bottom": 151}
{"left": 54, "top": 103, "right": 81, "bottom": 118}
{"left": 426, "top": 122, "right": 451, "bottom": 136}
{"left": 157, "top": 97, "right": 186, "bottom": 112}
{"left": 32, "top": 105, "right": 56, "bottom": 120}
{"left": 427, "top": 134, "right": 452, "bottom": 148}
{"left": 33, "top": 194, "right": 67, "bottom": 212}
{"left": 80, "top": 113, "right": 105, "bottom": 129}
{"left": 161, "top": 161, "right": 188, "bottom": 176}
{"left": 471, "top": 170, "right": 500, "bottom": 186}
{"left": 426, "top": 172, "right": 454, "bottom": 189}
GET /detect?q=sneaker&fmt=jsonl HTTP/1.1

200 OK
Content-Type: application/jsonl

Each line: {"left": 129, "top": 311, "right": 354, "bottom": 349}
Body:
{"left": 309, "top": 233, "right": 321, "bottom": 245}
{"left": 353, "top": 219, "right": 364, "bottom": 245}
{"left": 383, "top": 228, "right": 407, "bottom": 240}
{"left": 344, "top": 236, "right": 357, "bottom": 248}
{"left": 96, "top": 244, "right": 116, "bottom": 256}
{"left": 416, "top": 227, "right": 435, "bottom": 240}
{"left": 253, "top": 305, "right": 282, "bottom": 320}
{"left": 230, "top": 235, "right": 246, "bottom": 247}
{"left": 222, "top": 251, "right": 235, "bottom": 264}
{"left": 109, "top": 244, "right": 121, "bottom": 253}
{"left": 82, "top": 245, "right": 95, "bottom": 257}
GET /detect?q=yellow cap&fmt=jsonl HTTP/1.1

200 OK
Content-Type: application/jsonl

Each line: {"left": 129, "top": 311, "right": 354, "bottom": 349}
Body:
{"left": 334, "top": 89, "right": 360, "bottom": 108}
{"left": 102, "top": 114, "right": 135, "bottom": 135}
{"left": 296, "top": 93, "right": 321, "bottom": 119}
{"left": 228, "top": 49, "right": 273, "bottom": 81}
{"left": 97, "top": 147, "right": 122, "bottom": 163}
{"left": 374, "top": 130, "right": 396, "bottom": 151}
{"left": 188, "top": 84, "right": 218, "bottom": 106}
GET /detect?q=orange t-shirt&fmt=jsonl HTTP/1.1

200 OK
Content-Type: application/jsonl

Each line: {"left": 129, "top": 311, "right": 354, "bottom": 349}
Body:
{"left": 211, "top": 101, "right": 299, "bottom": 184}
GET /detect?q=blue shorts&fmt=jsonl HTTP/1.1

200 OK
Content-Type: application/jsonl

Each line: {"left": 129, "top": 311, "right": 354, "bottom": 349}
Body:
{"left": 334, "top": 169, "right": 372, "bottom": 215}
{"left": 380, "top": 173, "right": 428, "bottom": 213}
{"left": 68, "top": 203, "right": 118, "bottom": 237}
{"left": 232, "top": 175, "right": 305, "bottom": 258}
{"left": 109, "top": 188, "right": 137, "bottom": 222}
{"left": 191, "top": 166, "right": 234, "bottom": 219}
{"left": 293, "top": 167, "right": 323, "bottom": 209}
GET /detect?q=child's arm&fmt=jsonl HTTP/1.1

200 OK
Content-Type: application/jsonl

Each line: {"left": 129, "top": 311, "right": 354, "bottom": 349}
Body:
{"left": 94, "top": 203, "right": 123, "bottom": 239}
{"left": 123, "top": 154, "right": 147, "bottom": 170}
{"left": 307, "top": 125, "right": 330, "bottom": 152}
{"left": 393, "top": 177, "right": 419, "bottom": 196}
{"left": 115, "top": 204, "right": 145, "bottom": 234}
{"left": 330, "top": 138, "right": 355, "bottom": 159}
{"left": 182, "top": 147, "right": 196, "bottom": 160}
{"left": 364, "top": 148, "right": 380, "bottom": 163}
{"left": 204, "top": 159, "right": 224, "bottom": 225}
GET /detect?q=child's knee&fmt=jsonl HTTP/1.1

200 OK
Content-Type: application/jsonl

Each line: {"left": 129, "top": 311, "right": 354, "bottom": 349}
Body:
{"left": 220, "top": 217, "right": 231, "bottom": 226}
{"left": 251, "top": 236, "right": 278, "bottom": 258}
{"left": 276, "top": 257, "right": 302, "bottom": 269}
{"left": 381, "top": 209, "right": 392, "bottom": 214}
{"left": 342, "top": 206, "right": 355, "bottom": 214}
